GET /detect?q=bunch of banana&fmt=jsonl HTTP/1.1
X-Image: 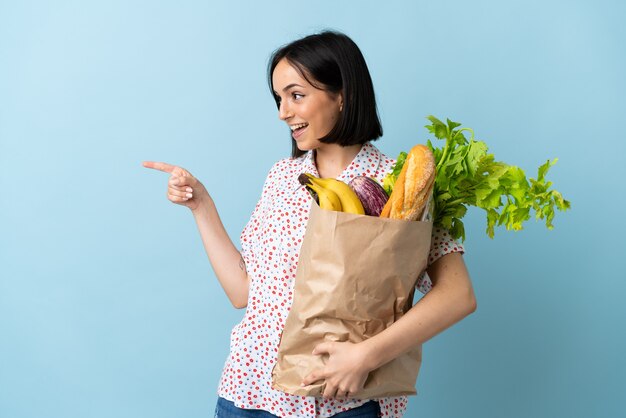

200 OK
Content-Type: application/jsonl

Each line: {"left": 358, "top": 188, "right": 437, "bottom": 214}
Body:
{"left": 298, "top": 173, "right": 365, "bottom": 215}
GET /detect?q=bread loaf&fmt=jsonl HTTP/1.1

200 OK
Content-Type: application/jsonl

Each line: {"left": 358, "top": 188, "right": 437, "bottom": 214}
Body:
{"left": 380, "top": 144, "right": 436, "bottom": 221}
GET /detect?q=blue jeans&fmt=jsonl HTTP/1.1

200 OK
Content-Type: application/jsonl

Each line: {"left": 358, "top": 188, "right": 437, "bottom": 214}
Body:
{"left": 214, "top": 397, "right": 380, "bottom": 417}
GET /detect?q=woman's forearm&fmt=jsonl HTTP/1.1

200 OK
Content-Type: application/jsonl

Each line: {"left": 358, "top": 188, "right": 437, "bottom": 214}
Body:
{"left": 361, "top": 253, "right": 477, "bottom": 371}
{"left": 191, "top": 196, "right": 250, "bottom": 309}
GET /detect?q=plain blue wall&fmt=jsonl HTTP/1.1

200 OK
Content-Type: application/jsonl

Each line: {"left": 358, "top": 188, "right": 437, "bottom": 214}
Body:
{"left": 1, "top": 1, "right": 624, "bottom": 417}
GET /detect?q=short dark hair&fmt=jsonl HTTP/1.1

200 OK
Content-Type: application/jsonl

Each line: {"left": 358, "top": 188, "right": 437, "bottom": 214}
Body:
{"left": 267, "top": 30, "right": 383, "bottom": 158}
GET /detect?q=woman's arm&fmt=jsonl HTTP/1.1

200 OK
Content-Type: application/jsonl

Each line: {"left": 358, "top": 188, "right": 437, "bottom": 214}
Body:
{"left": 362, "top": 252, "right": 477, "bottom": 370}
{"left": 191, "top": 195, "right": 250, "bottom": 309}
{"left": 142, "top": 161, "right": 250, "bottom": 309}
{"left": 302, "top": 252, "right": 476, "bottom": 398}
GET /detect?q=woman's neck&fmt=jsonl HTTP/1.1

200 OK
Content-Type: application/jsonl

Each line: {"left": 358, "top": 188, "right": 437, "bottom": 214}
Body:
{"left": 314, "top": 143, "right": 362, "bottom": 179}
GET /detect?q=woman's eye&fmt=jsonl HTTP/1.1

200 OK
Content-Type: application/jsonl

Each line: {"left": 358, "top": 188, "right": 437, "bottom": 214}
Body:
{"left": 293, "top": 93, "right": 304, "bottom": 100}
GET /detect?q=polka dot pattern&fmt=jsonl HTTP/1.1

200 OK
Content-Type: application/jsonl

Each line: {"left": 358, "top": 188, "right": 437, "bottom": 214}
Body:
{"left": 217, "top": 142, "right": 464, "bottom": 417}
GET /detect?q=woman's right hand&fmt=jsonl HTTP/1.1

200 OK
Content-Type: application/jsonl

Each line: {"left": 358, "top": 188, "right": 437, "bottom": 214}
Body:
{"left": 142, "top": 161, "right": 209, "bottom": 211}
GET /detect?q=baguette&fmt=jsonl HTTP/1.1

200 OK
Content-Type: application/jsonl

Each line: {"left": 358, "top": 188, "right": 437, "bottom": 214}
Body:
{"left": 380, "top": 144, "right": 436, "bottom": 221}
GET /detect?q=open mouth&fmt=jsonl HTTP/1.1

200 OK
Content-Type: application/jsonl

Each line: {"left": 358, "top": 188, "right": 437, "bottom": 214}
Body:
{"left": 291, "top": 123, "right": 309, "bottom": 138}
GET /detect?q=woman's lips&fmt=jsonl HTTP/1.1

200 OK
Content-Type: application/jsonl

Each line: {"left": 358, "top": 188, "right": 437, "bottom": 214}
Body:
{"left": 292, "top": 125, "right": 308, "bottom": 140}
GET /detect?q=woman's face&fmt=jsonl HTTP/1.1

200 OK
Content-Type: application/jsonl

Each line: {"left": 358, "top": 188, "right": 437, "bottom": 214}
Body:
{"left": 271, "top": 58, "right": 343, "bottom": 151}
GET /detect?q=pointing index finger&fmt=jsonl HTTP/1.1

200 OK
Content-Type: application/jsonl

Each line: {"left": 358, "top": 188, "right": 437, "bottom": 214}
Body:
{"left": 142, "top": 161, "right": 176, "bottom": 173}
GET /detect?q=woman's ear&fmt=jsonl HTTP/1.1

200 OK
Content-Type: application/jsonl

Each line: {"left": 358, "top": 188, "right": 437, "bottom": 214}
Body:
{"left": 338, "top": 93, "right": 344, "bottom": 112}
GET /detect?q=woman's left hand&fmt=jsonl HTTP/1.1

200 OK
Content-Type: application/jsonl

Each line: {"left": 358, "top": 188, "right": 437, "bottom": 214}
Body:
{"left": 301, "top": 341, "right": 374, "bottom": 399}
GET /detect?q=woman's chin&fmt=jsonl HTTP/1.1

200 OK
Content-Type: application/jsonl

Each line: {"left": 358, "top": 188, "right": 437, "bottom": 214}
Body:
{"left": 295, "top": 140, "right": 315, "bottom": 152}
{"left": 294, "top": 136, "right": 322, "bottom": 152}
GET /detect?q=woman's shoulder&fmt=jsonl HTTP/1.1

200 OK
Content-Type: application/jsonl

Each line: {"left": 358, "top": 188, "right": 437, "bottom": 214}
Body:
{"left": 261, "top": 154, "right": 309, "bottom": 187}
{"left": 268, "top": 154, "right": 308, "bottom": 174}
{"left": 367, "top": 142, "right": 396, "bottom": 178}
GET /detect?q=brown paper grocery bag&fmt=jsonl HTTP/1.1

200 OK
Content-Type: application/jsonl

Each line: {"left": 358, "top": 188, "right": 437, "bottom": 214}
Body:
{"left": 271, "top": 200, "right": 433, "bottom": 398}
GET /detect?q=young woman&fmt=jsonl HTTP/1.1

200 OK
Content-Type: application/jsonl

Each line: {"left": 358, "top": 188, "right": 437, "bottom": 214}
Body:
{"left": 143, "top": 30, "right": 477, "bottom": 418}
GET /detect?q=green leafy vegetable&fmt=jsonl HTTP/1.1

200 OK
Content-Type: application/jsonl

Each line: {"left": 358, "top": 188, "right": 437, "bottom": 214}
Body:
{"left": 383, "top": 151, "right": 407, "bottom": 195}
{"left": 382, "top": 116, "right": 571, "bottom": 241}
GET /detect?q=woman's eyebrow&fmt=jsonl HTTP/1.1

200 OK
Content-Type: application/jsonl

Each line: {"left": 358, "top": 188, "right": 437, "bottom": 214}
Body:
{"left": 274, "top": 83, "right": 304, "bottom": 95}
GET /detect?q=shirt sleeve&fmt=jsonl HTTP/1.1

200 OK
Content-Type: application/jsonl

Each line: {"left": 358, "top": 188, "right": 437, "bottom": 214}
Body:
{"left": 239, "top": 161, "right": 282, "bottom": 268}
{"left": 415, "top": 226, "right": 466, "bottom": 294}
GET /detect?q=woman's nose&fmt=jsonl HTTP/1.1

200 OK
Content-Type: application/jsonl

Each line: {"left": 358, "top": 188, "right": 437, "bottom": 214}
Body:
{"left": 278, "top": 101, "right": 292, "bottom": 120}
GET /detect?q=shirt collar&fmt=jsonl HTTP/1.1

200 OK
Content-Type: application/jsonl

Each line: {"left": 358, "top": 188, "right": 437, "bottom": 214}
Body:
{"left": 336, "top": 142, "right": 381, "bottom": 182}
{"left": 292, "top": 142, "right": 382, "bottom": 193}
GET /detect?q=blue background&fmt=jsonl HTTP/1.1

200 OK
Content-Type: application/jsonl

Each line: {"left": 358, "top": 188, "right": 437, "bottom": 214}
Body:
{"left": 1, "top": 1, "right": 624, "bottom": 417}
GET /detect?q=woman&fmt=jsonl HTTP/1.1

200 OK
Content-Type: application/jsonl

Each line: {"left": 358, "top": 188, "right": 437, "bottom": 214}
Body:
{"left": 144, "top": 30, "right": 477, "bottom": 418}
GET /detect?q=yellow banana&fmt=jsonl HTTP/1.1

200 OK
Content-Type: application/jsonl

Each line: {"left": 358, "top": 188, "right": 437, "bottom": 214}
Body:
{"left": 307, "top": 182, "right": 343, "bottom": 212}
{"left": 306, "top": 174, "right": 365, "bottom": 215}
